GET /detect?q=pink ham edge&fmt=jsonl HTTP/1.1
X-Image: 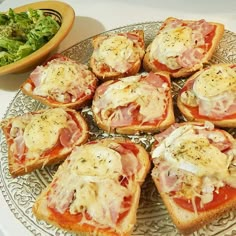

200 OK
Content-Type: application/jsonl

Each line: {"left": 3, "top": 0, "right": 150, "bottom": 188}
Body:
{"left": 59, "top": 115, "right": 82, "bottom": 148}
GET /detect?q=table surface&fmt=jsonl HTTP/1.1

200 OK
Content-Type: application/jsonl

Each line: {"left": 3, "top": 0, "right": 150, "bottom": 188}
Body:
{"left": 0, "top": 0, "right": 236, "bottom": 235}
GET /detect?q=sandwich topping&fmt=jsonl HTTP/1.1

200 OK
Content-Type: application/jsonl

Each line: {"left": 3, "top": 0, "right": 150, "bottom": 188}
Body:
{"left": 92, "top": 72, "right": 171, "bottom": 129}
{"left": 7, "top": 108, "right": 82, "bottom": 161}
{"left": 152, "top": 122, "right": 236, "bottom": 213}
{"left": 22, "top": 55, "right": 97, "bottom": 104}
{"left": 180, "top": 64, "right": 236, "bottom": 118}
{"left": 46, "top": 141, "right": 140, "bottom": 231}
{"left": 149, "top": 19, "right": 215, "bottom": 71}
{"left": 92, "top": 32, "right": 144, "bottom": 73}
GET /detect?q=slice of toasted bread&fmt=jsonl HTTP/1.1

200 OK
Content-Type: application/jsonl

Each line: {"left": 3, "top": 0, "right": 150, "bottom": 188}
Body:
{"left": 21, "top": 54, "right": 98, "bottom": 110}
{"left": 0, "top": 108, "right": 88, "bottom": 177}
{"left": 143, "top": 17, "right": 225, "bottom": 78}
{"left": 151, "top": 122, "right": 236, "bottom": 235}
{"left": 153, "top": 177, "right": 236, "bottom": 235}
{"left": 90, "top": 30, "right": 145, "bottom": 81}
{"left": 177, "top": 63, "right": 236, "bottom": 127}
{"left": 92, "top": 72, "right": 175, "bottom": 134}
{"left": 33, "top": 138, "right": 151, "bottom": 235}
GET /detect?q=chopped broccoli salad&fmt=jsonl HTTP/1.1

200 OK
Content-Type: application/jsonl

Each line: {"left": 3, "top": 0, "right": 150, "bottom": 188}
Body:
{"left": 0, "top": 8, "right": 60, "bottom": 66}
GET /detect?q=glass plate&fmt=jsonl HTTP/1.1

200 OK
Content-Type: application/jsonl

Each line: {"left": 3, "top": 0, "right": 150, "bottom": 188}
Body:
{"left": 0, "top": 21, "right": 236, "bottom": 236}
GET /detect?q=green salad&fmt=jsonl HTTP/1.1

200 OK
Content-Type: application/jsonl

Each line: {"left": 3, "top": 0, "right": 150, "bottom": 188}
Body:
{"left": 0, "top": 8, "right": 60, "bottom": 67}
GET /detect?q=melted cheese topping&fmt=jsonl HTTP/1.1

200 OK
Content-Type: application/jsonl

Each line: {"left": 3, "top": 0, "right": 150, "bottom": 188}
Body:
{"left": 93, "top": 75, "right": 168, "bottom": 125}
{"left": 23, "top": 108, "right": 68, "bottom": 158}
{"left": 31, "top": 59, "right": 94, "bottom": 102}
{"left": 93, "top": 35, "right": 136, "bottom": 73}
{"left": 68, "top": 144, "right": 123, "bottom": 178}
{"left": 193, "top": 65, "right": 236, "bottom": 99}
{"left": 47, "top": 143, "right": 133, "bottom": 231}
{"left": 152, "top": 124, "right": 235, "bottom": 184}
{"left": 150, "top": 26, "right": 194, "bottom": 69}
{"left": 180, "top": 65, "right": 236, "bottom": 116}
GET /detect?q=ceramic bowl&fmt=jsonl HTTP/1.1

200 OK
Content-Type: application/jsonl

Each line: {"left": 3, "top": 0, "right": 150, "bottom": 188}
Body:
{"left": 0, "top": 1, "right": 75, "bottom": 76}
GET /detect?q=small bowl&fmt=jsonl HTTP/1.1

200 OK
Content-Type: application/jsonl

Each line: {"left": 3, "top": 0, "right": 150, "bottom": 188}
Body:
{"left": 0, "top": 1, "right": 75, "bottom": 76}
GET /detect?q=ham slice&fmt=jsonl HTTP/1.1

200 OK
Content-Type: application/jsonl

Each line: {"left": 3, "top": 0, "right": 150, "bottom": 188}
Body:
{"left": 110, "top": 143, "right": 140, "bottom": 176}
{"left": 177, "top": 48, "right": 204, "bottom": 68}
{"left": 30, "top": 66, "right": 43, "bottom": 87}
{"left": 110, "top": 103, "right": 138, "bottom": 127}
{"left": 144, "top": 72, "right": 166, "bottom": 88}
{"left": 60, "top": 116, "right": 81, "bottom": 148}
{"left": 188, "top": 19, "right": 214, "bottom": 37}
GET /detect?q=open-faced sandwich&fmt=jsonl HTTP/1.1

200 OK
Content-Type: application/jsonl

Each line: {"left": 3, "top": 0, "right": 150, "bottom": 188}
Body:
{"left": 92, "top": 72, "right": 175, "bottom": 134}
{"left": 21, "top": 54, "right": 98, "bottom": 109}
{"left": 177, "top": 63, "right": 236, "bottom": 127}
{"left": 0, "top": 108, "right": 88, "bottom": 177}
{"left": 151, "top": 121, "right": 236, "bottom": 235}
{"left": 90, "top": 30, "right": 145, "bottom": 80}
{"left": 33, "top": 138, "right": 151, "bottom": 235}
{"left": 143, "top": 17, "right": 225, "bottom": 78}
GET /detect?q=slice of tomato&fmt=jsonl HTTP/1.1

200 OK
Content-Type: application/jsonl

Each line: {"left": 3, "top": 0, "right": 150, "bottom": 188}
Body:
{"left": 173, "top": 185, "right": 236, "bottom": 212}
{"left": 185, "top": 105, "right": 236, "bottom": 120}
{"left": 47, "top": 195, "right": 132, "bottom": 235}
{"left": 153, "top": 59, "right": 179, "bottom": 73}
{"left": 48, "top": 207, "right": 83, "bottom": 225}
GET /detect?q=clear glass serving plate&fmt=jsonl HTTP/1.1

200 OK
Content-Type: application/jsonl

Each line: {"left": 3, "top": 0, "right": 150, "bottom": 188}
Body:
{"left": 0, "top": 21, "right": 235, "bottom": 236}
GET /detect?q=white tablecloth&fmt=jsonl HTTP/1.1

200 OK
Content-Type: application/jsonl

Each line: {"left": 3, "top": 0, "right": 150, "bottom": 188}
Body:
{"left": 0, "top": 0, "right": 235, "bottom": 235}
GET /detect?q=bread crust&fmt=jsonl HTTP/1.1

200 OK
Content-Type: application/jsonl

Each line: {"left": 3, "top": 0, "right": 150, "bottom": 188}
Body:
{"left": 92, "top": 72, "right": 175, "bottom": 135}
{"left": 151, "top": 122, "right": 236, "bottom": 235}
{"left": 21, "top": 84, "right": 97, "bottom": 110}
{"left": 21, "top": 54, "right": 98, "bottom": 110}
{"left": 153, "top": 178, "right": 236, "bottom": 235}
{"left": 33, "top": 138, "right": 151, "bottom": 235}
{"left": 177, "top": 64, "right": 236, "bottom": 128}
{"left": 90, "top": 30, "right": 145, "bottom": 81}
{"left": 143, "top": 17, "right": 225, "bottom": 78}
{"left": 1, "top": 108, "right": 89, "bottom": 177}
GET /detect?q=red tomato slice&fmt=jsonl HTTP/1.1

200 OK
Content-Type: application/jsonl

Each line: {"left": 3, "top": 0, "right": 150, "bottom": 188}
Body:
{"left": 47, "top": 195, "right": 132, "bottom": 235}
{"left": 173, "top": 185, "right": 236, "bottom": 212}
{"left": 153, "top": 59, "right": 179, "bottom": 73}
